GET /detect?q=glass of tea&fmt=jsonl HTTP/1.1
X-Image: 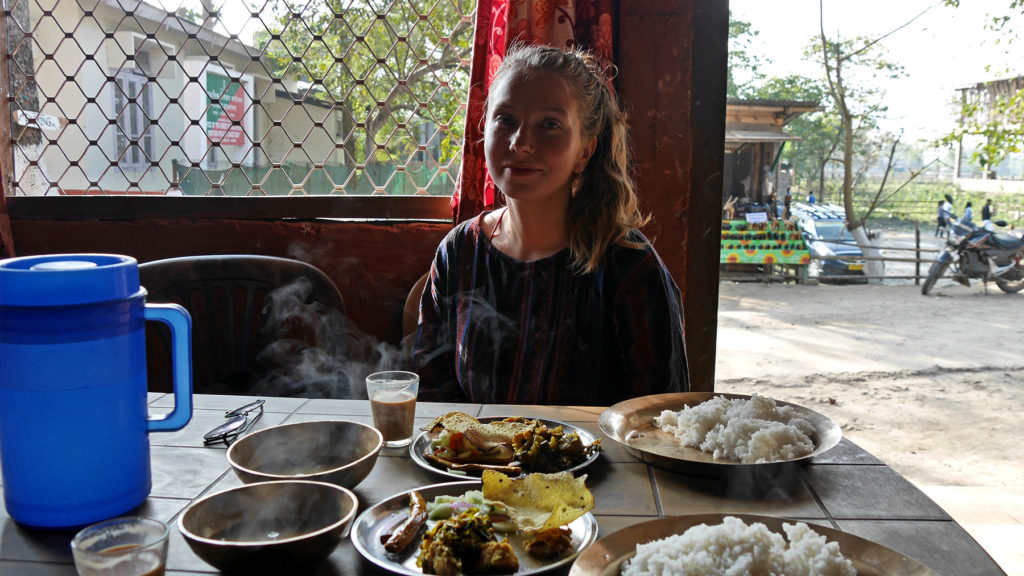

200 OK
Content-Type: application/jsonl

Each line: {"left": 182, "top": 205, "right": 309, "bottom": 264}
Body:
{"left": 71, "top": 516, "right": 169, "bottom": 576}
{"left": 366, "top": 370, "right": 419, "bottom": 448}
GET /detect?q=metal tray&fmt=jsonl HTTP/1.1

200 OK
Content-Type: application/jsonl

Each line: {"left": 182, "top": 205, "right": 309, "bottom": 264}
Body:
{"left": 352, "top": 481, "right": 599, "bottom": 576}
{"left": 569, "top": 513, "right": 939, "bottom": 576}
{"left": 409, "top": 417, "right": 601, "bottom": 480}
{"left": 598, "top": 392, "right": 842, "bottom": 473}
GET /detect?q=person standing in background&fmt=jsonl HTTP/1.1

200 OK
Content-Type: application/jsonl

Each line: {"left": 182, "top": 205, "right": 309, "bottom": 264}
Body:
{"left": 935, "top": 200, "right": 949, "bottom": 237}
{"left": 807, "top": 190, "right": 817, "bottom": 204}
{"left": 961, "top": 201, "right": 974, "bottom": 225}
{"left": 981, "top": 198, "right": 994, "bottom": 222}
{"left": 783, "top": 187, "right": 792, "bottom": 219}
{"left": 767, "top": 192, "right": 779, "bottom": 221}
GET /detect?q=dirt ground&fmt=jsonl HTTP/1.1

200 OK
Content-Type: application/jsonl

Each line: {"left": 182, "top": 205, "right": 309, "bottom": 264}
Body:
{"left": 715, "top": 278, "right": 1024, "bottom": 489}
{"left": 713, "top": 221, "right": 1024, "bottom": 575}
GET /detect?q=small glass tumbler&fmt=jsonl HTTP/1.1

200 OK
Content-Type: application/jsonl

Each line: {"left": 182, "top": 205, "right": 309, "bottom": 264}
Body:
{"left": 71, "top": 516, "right": 169, "bottom": 576}
{"left": 366, "top": 370, "right": 419, "bottom": 448}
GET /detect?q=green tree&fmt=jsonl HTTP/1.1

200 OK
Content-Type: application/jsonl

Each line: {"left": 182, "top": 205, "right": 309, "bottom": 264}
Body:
{"left": 745, "top": 75, "right": 836, "bottom": 198}
{"left": 814, "top": 1, "right": 943, "bottom": 279}
{"left": 942, "top": 1, "right": 1023, "bottom": 173}
{"left": 256, "top": 0, "right": 474, "bottom": 193}
{"left": 727, "top": 14, "right": 765, "bottom": 98}
{"left": 727, "top": 16, "right": 840, "bottom": 198}
{"left": 813, "top": 29, "right": 904, "bottom": 228}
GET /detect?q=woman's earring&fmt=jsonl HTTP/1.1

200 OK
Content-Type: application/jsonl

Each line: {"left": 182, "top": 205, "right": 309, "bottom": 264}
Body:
{"left": 570, "top": 172, "right": 581, "bottom": 199}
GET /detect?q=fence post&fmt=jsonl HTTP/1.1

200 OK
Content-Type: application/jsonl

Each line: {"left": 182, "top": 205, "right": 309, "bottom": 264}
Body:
{"left": 915, "top": 221, "right": 921, "bottom": 286}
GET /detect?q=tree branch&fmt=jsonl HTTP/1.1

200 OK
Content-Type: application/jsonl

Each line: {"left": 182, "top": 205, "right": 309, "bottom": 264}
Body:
{"left": 877, "top": 158, "right": 941, "bottom": 206}
{"left": 873, "top": 132, "right": 902, "bottom": 203}
{"left": 847, "top": 1, "right": 943, "bottom": 60}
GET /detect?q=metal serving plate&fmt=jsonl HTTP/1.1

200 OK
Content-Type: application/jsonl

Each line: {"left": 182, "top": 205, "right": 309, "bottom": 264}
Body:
{"left": 569, "top": 514, "right": 939, "bottom": 576}
{"left": 352, "top": 481, "right": 599, "bottom": 576}
{"left": 598, "top": 392, "right": 842, "bottom": 473}
{"left": 409, "top": 417, "right": 601, "bottom": 480}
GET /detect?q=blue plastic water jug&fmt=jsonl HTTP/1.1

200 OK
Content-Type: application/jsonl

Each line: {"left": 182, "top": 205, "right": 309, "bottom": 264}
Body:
{"left": 0, "top": 254, "right": 193, "bottom": 528}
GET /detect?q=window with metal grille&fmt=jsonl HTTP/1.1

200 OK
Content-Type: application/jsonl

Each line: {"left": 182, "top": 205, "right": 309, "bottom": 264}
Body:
{"left": 6, "top": 0, "right": 475, "bottom": 197}
{"left": 112, "top": 65, "right": 155, "bottom": 172}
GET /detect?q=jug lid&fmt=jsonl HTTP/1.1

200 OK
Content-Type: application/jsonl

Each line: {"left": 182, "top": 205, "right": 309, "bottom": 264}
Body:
{"left": 0, "top": 254, "right": 141, "bottom": 306}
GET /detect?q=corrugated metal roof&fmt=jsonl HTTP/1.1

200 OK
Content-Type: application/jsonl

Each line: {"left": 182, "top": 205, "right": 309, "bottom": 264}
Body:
{"left": 726, "top": 98, "right": 821, "bottom": 108}
{"left": 725, "top": 130, "right": 802, "bottom": 143}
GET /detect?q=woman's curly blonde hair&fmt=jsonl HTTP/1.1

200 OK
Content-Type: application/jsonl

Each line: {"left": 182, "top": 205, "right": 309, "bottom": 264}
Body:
{"left": 491, "top": 44, "right": 649, "bottom": 274}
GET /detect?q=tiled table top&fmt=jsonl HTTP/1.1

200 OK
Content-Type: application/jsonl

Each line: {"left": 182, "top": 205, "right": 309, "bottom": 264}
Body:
{"left": 0, "top": 395, "right": 1006, "bottom": 575}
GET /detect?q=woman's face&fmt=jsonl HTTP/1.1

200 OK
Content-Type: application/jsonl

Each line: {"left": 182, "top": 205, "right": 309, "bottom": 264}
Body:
{"left": 484, "top": 68, "right": 596, "bottom": 205}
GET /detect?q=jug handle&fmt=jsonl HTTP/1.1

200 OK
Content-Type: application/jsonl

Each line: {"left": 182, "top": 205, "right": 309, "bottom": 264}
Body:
{"left": 144, "top": 303, "right": 194, "bottom": 432}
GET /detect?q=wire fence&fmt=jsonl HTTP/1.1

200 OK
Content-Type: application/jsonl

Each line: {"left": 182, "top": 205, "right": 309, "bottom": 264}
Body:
{"left": 722, "top": 221, "right": 1008, "bottom": 285}
{"left": 858, "top": 198, "right": 1024, "bottom": 228}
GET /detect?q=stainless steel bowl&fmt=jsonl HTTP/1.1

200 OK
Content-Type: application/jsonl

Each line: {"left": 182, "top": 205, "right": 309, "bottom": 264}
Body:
{"left": 227, "top": 420, "right": 382, "bottom": 489}
{"left": 178, "top": 480, "right": 357, "bottom": 574}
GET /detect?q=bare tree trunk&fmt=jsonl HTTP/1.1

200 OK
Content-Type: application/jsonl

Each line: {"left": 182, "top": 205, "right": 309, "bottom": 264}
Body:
{"left": 817, "top": 162, "right": 825, "bottom": 200}
{"left": 851, "top": 225, "right": 884, "bottom": 281}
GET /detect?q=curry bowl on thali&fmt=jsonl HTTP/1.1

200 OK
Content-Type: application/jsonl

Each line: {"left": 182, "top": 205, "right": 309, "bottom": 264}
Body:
{"left": 352, "top": 471, "right": 598, "bottom": 576}
{"left": 599, "top": 392, "right": 842, "bottom": 473}
{"left": 409, "top": 412, "right": 602, "bottom": 479}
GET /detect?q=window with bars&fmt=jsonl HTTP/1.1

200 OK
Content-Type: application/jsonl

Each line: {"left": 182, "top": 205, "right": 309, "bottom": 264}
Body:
{"left": 112, "top": 65, "right": 155, "bottom": 172}
{"left": 6, "top": 0, "right": 475, "bottom": 197}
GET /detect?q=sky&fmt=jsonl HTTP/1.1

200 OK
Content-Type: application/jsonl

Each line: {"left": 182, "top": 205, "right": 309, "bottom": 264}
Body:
{"left": 729, "top": 0, "right": 1024, "bottom": 143}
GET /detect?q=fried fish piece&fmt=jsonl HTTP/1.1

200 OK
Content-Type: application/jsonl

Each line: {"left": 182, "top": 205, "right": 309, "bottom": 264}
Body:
{"left": 382, "top": 490, "right": 427, "bottom": 554}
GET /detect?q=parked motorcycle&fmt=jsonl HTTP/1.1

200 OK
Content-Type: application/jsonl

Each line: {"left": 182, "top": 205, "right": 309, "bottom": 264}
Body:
{"left": 922, "top": 219, "right": 1024, "bottom": 295}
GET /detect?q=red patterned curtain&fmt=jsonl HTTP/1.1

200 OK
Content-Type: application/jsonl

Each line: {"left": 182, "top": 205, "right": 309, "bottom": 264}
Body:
{"left": 0, "top": 175, "right": 13, "bottom": 258}
{"left": 451, "top": 0, "right": 618, "bottom": 223}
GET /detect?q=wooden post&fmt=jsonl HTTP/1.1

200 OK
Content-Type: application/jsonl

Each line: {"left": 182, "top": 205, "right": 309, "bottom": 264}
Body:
{"left": 0, "top": 10, "right": 15, "bottom": 257}
{"left": 0, "top": 6, "right": 12, "bottom": 189}
{"left": 618, "top": 0, "right": 728, "bottom": 392}
{"left": 915, "top": 221, "right": 921, "bottom": 285}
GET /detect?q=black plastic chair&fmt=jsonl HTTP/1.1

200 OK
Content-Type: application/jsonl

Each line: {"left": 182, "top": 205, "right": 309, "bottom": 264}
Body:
{"left": 140, "top": 255, "right": 348, "bottom": 397}
{"left": 402, "top": 272, "right": 429, "bottom": 339}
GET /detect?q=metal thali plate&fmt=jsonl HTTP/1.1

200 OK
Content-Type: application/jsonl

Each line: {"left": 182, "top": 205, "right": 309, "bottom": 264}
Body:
{"left": 409, "top": 417, "right": 601, "bottom": 480}
{"left": 352, "top": 481, "right": 599, "bottom": 576}
{"left": 598, "top": 392, "right": 842, "bottom": 473}
{"left": 568, "top": 513, "right": 939, "bottom": 576}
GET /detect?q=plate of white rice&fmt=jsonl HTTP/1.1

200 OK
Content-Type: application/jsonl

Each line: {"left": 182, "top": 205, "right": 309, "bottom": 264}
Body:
{"left": 568, "top": 514, "right": 939, "bottom": 576}
{"left": 599, "top": 393, "right": 842, "bottom": 471}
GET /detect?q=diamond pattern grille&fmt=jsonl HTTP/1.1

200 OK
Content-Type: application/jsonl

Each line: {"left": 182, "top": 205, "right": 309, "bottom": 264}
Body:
{"left": 6, "top": 0, "right": 475, "bottom": 196}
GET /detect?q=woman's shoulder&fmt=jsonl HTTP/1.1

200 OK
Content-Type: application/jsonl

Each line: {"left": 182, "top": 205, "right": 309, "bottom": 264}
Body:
{"left": 439, "top": 212, "right": 489, "bottom": 247}
{"left": 607, "top": 229, "right": 660, "bottom": 266}
{"left": 604, "top": 230, "right": 677, "bottom": 291}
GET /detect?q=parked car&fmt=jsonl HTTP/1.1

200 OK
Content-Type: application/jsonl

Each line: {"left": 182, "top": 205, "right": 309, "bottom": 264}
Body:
{"left": 792, "top": 203, "right": 867, "bottom": 282}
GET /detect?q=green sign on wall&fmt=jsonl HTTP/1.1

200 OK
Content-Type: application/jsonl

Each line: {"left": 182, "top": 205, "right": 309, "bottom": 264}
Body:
{"left": 206, "top": 72, "right": 246, "bottom": 146}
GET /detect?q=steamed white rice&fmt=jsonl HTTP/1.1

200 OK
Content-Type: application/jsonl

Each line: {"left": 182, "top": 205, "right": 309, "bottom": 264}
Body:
{"left": 654, "top": 394, "right": 816, "bottom": 464}
{"left": 621, "top": 516, "right": 855, "bottom": 576}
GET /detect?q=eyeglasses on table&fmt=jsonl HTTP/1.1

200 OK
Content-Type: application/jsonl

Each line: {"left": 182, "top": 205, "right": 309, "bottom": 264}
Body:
{"left": 202, "top": 399, "right": 264, "bottom": 446}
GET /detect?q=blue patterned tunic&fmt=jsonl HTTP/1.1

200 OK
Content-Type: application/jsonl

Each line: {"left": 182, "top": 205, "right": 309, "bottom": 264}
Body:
{"left": 413, "top": 211, "right": 688, "bottom": 406}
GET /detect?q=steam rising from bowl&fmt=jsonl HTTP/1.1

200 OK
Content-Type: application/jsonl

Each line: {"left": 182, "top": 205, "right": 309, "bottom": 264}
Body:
{"left": 178, "top": 480, "right": 357, "bottom": 574}
{"left": 227, "top": 420, "right": 382, "bottom": 489}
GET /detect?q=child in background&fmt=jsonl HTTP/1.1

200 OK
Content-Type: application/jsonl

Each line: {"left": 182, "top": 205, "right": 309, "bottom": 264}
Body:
{"left": 414, "top": 44, "right": 689, "bottom": 405}
{"left": 935, "top": 200, "right": 948, "bottom": 237}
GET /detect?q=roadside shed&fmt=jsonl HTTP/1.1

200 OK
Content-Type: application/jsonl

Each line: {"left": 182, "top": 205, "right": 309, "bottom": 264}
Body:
{"left": 724, "top": 99, "right": 820, "bottom": 216}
